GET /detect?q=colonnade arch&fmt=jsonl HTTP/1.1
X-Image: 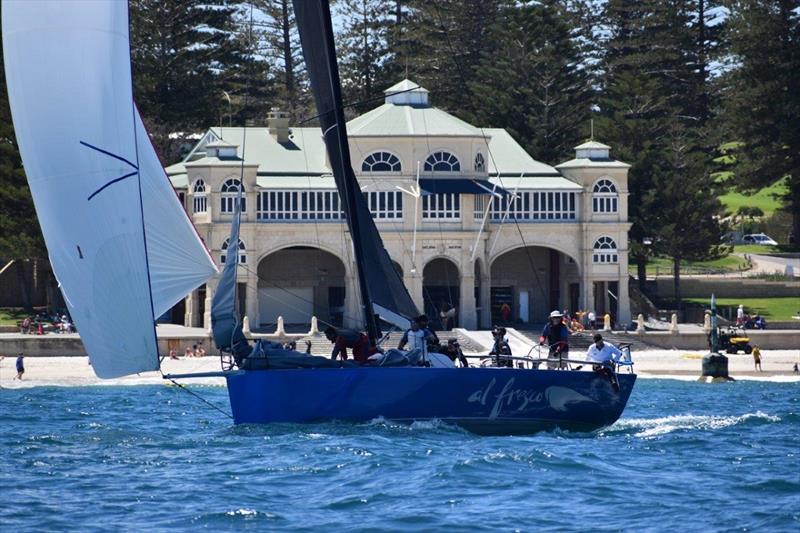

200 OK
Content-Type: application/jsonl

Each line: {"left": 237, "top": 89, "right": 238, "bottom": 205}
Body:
{"left": 489, "top": 245, "right": 581, "bottom": 325}
{"left": 422, "top": 257, "right": 460, "bottom": 330}
{"left": 256, "top": 246, "right": 347, "bottom": 331}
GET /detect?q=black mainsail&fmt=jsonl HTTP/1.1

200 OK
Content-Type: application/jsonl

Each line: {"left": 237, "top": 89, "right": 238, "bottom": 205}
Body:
{"left": 293, "top": 0, "right": 418, "bottom": 343}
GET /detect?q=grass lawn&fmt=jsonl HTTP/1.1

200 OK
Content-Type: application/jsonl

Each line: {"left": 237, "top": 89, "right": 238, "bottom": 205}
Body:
{"left": 719, "top": 177, "right": 788, "bottom": 217}
{"left": 684, "top": 297, "right": 799, "bottom": 321}
{"left": 630, "top": 254, "right": 750, "bottom": 275}
{"left": 0, "top": 308, "right": 31, "bottom": 326}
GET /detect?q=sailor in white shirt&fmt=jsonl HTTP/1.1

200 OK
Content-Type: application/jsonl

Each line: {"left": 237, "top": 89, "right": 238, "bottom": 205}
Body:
{"left": 586, "top": 334, "right": 622, "bottom": 391}
{"left": 586, "top": 333, "right": 623, "bottom": 364}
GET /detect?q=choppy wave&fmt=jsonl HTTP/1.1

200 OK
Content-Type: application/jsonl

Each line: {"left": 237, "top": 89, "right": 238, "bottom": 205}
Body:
{"left": 1, "top": 380, "right": 798, "bottom": 531}
{"left": 607, "top": 411, "right": 781, "bottom": 437}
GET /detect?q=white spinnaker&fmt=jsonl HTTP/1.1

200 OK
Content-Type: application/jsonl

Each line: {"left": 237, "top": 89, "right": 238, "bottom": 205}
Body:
{"left": 2, "top": 1, "right": 212, "bottom": 377}
{"left": 136, "top": 111, "right": 218, "bottom": 318}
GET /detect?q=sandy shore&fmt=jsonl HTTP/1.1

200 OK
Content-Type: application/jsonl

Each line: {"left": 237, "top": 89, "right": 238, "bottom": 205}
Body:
{"left": 1, "top": 349, "right": 798, "bottom": 388}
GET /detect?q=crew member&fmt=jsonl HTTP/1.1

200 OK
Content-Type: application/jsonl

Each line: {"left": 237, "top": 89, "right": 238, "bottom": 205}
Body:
{"left": 398, "top": 317, "right": 435, "bottom": 360}
{"left": 325, "top": 326, "right": 376, "bottom": 364}
{"left": 489, "top": 327, "right": 513, "bottom": 367}
{"left": 586, "top": 333, "right": 621, "bottom": 391}
{"left": 415, "top": 314, "right": 440, "bottom": 351}
{"left": 539, "top": 310, "right": 570, "bottom": 369}
{"left": 442, "top": 338, "right": 469, "bottom": 368}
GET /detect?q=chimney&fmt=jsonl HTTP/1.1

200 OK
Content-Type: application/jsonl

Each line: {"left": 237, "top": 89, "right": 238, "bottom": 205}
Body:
{"left": 267, "top": 108, "right": 290, "bottom": 143}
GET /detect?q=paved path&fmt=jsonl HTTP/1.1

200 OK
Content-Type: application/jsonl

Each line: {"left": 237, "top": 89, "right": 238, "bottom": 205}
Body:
{"left": 747, "top": 253, "right": 799, "bottom": 277}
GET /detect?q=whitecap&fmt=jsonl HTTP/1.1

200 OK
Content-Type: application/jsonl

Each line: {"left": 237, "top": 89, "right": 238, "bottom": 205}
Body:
{"left": 612, "top": 411, "right": 781, "bottom": 438}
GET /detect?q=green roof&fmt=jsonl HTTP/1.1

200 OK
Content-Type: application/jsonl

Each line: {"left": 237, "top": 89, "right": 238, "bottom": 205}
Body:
{"left": 484, "top": 129, "right": 560, "bottom": 176}
{"left": 347, "top": 103, "right": 483, "bottom": 137}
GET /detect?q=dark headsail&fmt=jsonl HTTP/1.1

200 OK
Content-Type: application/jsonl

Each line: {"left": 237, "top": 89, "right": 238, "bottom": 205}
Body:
{"left": 211, "top": 188, "right": 247, "bottom": 352}
{"left": 293, "top": 0, "right": 418, "bottom": 342}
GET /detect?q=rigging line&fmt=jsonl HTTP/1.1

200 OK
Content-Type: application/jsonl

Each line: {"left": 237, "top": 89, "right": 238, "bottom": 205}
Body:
{"left": 429, "top": 3, "right": 551, "bottom": 308}
{"left": 161, "top": 371, "right": 233, "bottom": 420}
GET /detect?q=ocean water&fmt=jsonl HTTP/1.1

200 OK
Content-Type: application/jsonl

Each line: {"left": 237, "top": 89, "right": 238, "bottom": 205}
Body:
{"left": 1, "top": 379, "right": 797, "bottom": 532}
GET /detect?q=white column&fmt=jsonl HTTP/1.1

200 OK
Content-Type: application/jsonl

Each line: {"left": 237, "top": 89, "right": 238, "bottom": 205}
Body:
{"left": 459, "top": 274, "right": 476, "bottom": 329}
{"left": 344, "top": 273, "right": 360, "bottom": 329}
{"left": 479, "top": 276, "right": 492, "bottom": 329}
{"left": 184, "top": 291, "right": 194, "bottom": 327}
{"left": 617, "top": 274, "right": 631, "bottom": 326}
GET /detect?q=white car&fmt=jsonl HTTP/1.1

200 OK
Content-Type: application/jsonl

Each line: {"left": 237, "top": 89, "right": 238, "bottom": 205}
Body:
{"left": 742, "top": 233, "right": 778, "bottom": 246}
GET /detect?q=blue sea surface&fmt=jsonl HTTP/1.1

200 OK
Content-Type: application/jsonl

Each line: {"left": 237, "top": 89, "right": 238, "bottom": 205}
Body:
{"left": 1, "top": 379, "right": 798, "bottom": 532}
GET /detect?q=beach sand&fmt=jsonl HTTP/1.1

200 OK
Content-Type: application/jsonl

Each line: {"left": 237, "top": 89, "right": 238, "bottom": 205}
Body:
{"left": 1, "top": 350, "right": 798, "bottom": 388}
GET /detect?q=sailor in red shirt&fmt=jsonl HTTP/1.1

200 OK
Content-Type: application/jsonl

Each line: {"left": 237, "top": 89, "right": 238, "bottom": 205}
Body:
{"left": 324, "top": 326, "right": 376, "bottom": 364}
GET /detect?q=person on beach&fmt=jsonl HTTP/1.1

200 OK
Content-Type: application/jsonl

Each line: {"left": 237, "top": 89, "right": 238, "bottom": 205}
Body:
{"left": 325, "top": 326, "right": 376, "bottom": 364}
{"left": 752, "top": 345, "right": 762, "bottom": 372}
{"left": 194, "top": 344, "right": 206, "bottom": 358}
{"left": 15, "top": 353, "right": 25, "bottom": 380}
{"left": 184, "top": 346, "right": 194, "bottom": 358}
{"left": 20, "top": 316, "right": 31, "bottom": 334}
{"left": 169, "top": 349, "right": 179, "bottom": 360}
{"left": 736, "top": 304, "right": 745, "bottom": 326}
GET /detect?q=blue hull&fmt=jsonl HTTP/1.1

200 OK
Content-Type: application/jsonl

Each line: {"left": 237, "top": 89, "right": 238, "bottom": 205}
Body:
{"left": 226, "top": 368, "right": 636, "bottom": 435}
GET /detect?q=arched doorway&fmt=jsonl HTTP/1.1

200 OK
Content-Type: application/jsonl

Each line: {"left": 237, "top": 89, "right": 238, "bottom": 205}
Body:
{"left": 490, "top": 246, "right": 579, "bottom": 325}
{"left": 257, "top": 246, "right": 346, "bottom": 331}
{"left": 423, "top": 257, "right": 459, "bottom": 330}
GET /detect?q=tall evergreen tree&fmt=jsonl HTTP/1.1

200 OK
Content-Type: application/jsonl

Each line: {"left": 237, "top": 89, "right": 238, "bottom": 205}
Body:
{"left": 597, "top": 1, "right": 726, "bottom": 312}
{"left": 129, "top": 0, "right": 254, "bottom": 160}
{"left": 722, "top": 0, "right": 800, "bottom": 242}
{"left": 0, "top": 3, "right": 47, "bottom": 310}
{"left": 471, "top": 0, "right": 595, "bottom": 164}
{"left": 399, "top": 0, "right": 507, "bottom": 115}
{"left": 335, "top": 0, "right": 395, "bottom": 115}
{"left": 251, "top": 0, "right": 310, "bottom": 121}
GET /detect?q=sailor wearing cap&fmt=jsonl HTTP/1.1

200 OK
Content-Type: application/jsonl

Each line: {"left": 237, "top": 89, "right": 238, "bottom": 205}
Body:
{"left": 539, "top": 310, "right": 570, "bottom": 368}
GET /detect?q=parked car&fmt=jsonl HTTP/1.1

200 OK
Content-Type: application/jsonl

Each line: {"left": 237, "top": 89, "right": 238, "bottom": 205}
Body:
{"left": 742, "top": 233, "right": 778, "bottom": 246}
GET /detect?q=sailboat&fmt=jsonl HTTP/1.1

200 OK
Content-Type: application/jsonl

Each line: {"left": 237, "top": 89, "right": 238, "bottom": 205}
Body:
{"left": 3, "top": 0, "right": 636, "bottom": 435}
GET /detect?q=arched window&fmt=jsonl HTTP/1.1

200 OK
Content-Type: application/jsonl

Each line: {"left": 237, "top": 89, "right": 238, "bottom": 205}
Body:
{"left": 592, "top": 179, "right": 618, "bottom": 213}
{"left": 221, "top": 237, "right": 246, "bottom": 264}
{"left": 362, "top": 151, "right": 401, "bottom": 172}
{"left": 220, "top": 178, "right": 246, "bottom": 214}
{"left": 192, "top": 179, "right": 207, "bottom": 214}
{"left": 593, "top": 236, "right": 618, "bottom": 263}
{"left": 474, "top": 152, "right": 485, "bottom": 172}
{"left": 424, "top": 151, "right": 460, "bottom": 172}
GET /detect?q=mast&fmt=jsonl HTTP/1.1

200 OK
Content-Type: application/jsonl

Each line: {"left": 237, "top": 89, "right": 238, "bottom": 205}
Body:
{"left": 293, "top": 0, "right": 380, "bottom": 343}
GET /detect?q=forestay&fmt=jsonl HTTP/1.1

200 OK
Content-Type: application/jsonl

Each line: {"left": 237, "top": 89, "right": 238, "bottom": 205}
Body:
{"left": 3, "top": 1, "right": 216, "bottom": 377}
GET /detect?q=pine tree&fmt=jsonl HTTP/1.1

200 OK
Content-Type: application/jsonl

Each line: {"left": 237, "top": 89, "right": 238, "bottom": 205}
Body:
{"left": 335, "top": 0, "right": 395, "bottom": 116}
{"left": 129, "top": 0, "right": 254, "bottom": 160}
{"left": 722, "top": 0, "right": 800, "bottom": 242}
{"left": 399, "top": 0, "right": 507, "bottom": 115}
{"left": 251, "top": 0, "right": 310, "bottom": 121}
{"left": 0, "top": 3, "right": 47, "bottom": 310}
{"left": 470, "top": 0, "right": 595, "bottom": 164}
{"left": 597, "top": 1, "right": 726, "bottom": 312}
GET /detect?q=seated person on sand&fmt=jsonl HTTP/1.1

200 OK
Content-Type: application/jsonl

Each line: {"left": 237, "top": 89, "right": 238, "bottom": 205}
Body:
{"left": 169, "top": 349, "right": 179, "bottom": 360}
{"left": 325, "top": 326, "right": 376, "bottom": 364}
{"left": 184, "top": 346, "right": 194, "bottom": 358}
{"left": 192, "top": 344, "right": 206, "bottom": 358}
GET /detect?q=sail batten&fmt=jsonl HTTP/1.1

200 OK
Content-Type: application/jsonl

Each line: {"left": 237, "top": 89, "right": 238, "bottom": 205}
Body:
{"left": 3, "top": 0, "right": 216, "bottom": 377}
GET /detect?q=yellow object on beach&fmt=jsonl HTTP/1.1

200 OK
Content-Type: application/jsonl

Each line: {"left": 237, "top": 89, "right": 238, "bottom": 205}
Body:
{"left": 681, "top": 354, "right": 704, "bottom": 360}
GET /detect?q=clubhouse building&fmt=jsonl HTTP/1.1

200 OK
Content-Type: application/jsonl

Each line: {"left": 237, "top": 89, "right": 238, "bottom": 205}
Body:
{"left": 165, "top": 80, "right": 632, "bottom": 331}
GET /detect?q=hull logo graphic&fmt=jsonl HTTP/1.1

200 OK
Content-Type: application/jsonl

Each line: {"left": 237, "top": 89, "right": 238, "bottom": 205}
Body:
{"left": 468, "top": 378, "right": 544, "bottom": 419}
{"left": 544, "top": 386, "right": 595, "bottom": 412}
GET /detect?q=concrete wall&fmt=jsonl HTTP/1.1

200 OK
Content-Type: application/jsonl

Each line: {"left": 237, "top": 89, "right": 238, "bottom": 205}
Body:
{"left": 628, "top": 330, "right": 800, "bottom": 351}
{"left": 0, "top": 335, "right": 211, "bottom": 358}
{"left": 655, "top": 278, "right": 800, "bottom": 298}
